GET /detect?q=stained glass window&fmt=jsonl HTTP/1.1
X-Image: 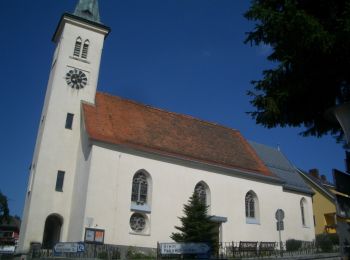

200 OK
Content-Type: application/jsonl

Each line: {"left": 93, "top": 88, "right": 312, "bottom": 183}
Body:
{"left": 131, "top": 172, "right": 148, "bottom": 204}
{"left": 130, "top": 213, "right": 146, "bottom": 232}
{"left": 245, "top": 192, "right": 255, "bottom": 218}
{"left": 195, "top": 182, "right": 207, "bottom": 205}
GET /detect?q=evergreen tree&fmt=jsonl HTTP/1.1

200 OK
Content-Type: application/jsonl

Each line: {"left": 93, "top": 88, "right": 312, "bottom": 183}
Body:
{"left": 0, "top": 191, "right": 9, "bottom": 223}
{"left": 171, "top": 192, "right": 218, "bottom": 250}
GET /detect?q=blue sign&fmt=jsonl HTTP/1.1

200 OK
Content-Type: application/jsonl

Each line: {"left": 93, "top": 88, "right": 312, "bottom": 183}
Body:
{"left": 54, "top": 242, "right": 85, "bottom": 254}
{"left": 160, "top": 243, "right": 210, "bottom": 255}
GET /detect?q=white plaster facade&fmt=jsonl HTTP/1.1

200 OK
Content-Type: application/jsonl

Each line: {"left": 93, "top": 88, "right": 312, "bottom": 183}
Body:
{"left": 17, "top": 3, "right": 315, "bottom": 254}
{"left": 18, "top": 14, "right": 109, "bottom": 252}
{"left": 68, "top": 143, "right": 315, "bottom": 248}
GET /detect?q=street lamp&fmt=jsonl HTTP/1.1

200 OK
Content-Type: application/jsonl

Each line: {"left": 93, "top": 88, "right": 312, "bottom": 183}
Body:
{"left": 328, "top": 100, "right": 350, "bottom": 259}
{"left": 329, "top": 102, "right": 350, "bottom": 145}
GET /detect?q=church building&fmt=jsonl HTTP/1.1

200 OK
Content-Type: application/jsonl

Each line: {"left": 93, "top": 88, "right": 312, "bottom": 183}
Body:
{"left": 17, "top": 0, "right": 315, "bottom": 253}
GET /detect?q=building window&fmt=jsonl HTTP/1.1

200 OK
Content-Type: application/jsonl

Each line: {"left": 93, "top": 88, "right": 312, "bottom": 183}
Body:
{"left": 245, "top": 191, "right": 259, "bottom": 224}
{"left": 313, "top": 215, "right": 316, "bottom": 227}
{"left": 55, "top": 171, "right": 65, "bottom": 192}
{"left": 131, "top": 172, "right": 148, "bottom": 205}
{"left": 300, "top": 198, "right": 307, "bottom": 226}
{"left": 245, "top": 192, "right": 255, "bottom": 218}
{"left": 73, "top": 37, "right": 82, "bottom": 57}
{"left": 81, "top": 40, "right": 90, "bottom": 59}
{"left": 65, "top": 113, "right": 74, "bottom": 129}
{"left": 194, "top": 181, "right": 211, "bottom": 214}
{"left": 130, "top": 213, "right": 146, "bottom": 233}
{"left": 195, "top": 183, "right": 206, "bottom": 205}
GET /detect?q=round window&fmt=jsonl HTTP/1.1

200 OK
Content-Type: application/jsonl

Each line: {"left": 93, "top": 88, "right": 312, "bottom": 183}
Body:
{"left": 130, "top": 213, "right": 146, "bottom": 232}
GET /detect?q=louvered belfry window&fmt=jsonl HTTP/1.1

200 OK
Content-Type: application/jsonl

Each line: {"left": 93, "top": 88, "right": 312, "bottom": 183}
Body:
{"left": 73, "top": 37, "right": 82, "bottom": 57}
{"left": 81, "top": 40, "right": 90, "bottom": 59}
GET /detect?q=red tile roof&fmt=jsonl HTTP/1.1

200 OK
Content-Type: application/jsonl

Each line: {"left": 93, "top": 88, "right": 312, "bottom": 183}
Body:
{"left": 82, "top": 92, "right": 275, "bottom": 177}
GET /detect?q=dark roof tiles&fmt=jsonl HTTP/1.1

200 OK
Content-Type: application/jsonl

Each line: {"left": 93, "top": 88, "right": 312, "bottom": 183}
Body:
{"left": 249, "top": 141, "right": 313, "bottom": 195}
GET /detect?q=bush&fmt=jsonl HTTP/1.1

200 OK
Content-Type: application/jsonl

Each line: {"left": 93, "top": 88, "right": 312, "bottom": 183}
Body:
{"left": 328, "top": 233, "right": 339, "bottom": 245}
{"left": 316, "top": 234, "right": 335, "bottom": 252}
{"left": 98, "top": 251, "right": 108, "bottom": 259}
{"left": 286, "top": 239, "right": 302, "bottom": 251}
{"left": 126, "top": 246, "right": 156, "bottom": 259}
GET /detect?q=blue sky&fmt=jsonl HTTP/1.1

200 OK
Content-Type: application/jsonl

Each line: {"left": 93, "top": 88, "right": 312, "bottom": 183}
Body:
{"left": 1, "top": 0, "right": 346, "bottom": 217}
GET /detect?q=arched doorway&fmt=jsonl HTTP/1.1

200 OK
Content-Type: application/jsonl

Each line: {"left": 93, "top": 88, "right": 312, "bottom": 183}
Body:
{"left": 42, "top": 214, "right": 63, "bottom": 249}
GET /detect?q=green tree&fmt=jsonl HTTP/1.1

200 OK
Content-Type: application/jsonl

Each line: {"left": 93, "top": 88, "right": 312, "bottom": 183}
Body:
{"left": 0, "top": 191, "right": 9, "bottom": 223}
{"left": 244, "top": 0, "right": 350, "bottom": 140}
{"left": 171, "top": 192, "right": 218, "bottom": 252}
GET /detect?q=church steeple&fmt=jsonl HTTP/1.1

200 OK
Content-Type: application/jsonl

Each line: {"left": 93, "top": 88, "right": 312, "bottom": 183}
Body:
{"left": 74, "top": 0, "right": 101, "bottom": 23}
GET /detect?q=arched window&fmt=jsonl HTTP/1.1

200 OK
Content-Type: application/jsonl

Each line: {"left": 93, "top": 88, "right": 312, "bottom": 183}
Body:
{"left": 73, "top": 37, "right": 82, "bottom": 57}
{"left": 195, "top": 182, "right": 207, "bottom": 205}
{"left": 131, "top": 172, "right": 148, "bottom": 205}
{"left": 194, "top": 181, "right": 211, "bottom": 212}
{"left": 300, "top": 198, "right": 307, "bottom": 226}
{"left": 81, "top": 40, "right": 90, "bottom": 59}
{"left": 42, "top": 214, "right": 63, "bottom": 249}
{"left": 245, "top": 191, "right": 259, "bottom": 224}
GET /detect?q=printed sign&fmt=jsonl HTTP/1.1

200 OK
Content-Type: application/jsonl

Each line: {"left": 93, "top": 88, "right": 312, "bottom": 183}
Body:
{"left": 160, "top": 243, "right": 210, "bottom": 255}
{"left": 84, "top": 228, "right": 105, "bottom": 244}
{"left": 0, "top": 245, "right": 16, "bottom": 254}
{"left": 276, "top": 221, "right": 284, "bottom": 231}
{"left": 275, "top": 209, "right": 285, "bottom": 221}
{"left": 53, "top": 242, "right": 85, "bottom": 253}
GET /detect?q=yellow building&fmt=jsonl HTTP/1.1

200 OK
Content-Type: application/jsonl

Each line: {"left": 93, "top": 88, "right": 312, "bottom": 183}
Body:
{"left": 298, "top": 169, "right": 337, "bottom": 234}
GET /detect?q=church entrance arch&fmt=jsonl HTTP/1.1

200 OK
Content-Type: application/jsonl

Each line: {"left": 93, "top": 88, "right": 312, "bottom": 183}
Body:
{"left": 42, "top": 214, "right": 63, "bottom": 249}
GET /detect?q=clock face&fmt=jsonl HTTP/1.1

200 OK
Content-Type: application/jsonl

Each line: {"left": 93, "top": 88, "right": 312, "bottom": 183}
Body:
{"left": 65, "top": 69, "right": 87, "bottom": 89}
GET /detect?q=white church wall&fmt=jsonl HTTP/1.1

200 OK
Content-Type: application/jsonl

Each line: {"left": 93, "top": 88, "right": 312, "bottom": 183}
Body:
{"left": 82, "top": 143, "right": 315, "bottom": 249}
{"left": 67, "top": 122, "right": 93, "bottom": 242}
{"left": 18, "top": 17, "right": 108, "bottom": 252}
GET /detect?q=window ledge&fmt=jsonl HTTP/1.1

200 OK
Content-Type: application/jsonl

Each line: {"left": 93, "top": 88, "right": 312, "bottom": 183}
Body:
{"left": 69, "top": 56, "right": 90, "bottom": 64}
{"left": 129, "top": 231, "right": 150, "bottom": 236}
{"left": 130, "top": 203, "right": 151, "bottom": 213}
{"left": 246, "top": 218, "right": 260, "bottom": 225}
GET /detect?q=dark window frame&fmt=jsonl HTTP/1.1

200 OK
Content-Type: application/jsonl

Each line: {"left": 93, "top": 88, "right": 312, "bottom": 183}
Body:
{"left": 55, "top": 171, "right": 65, "bottom": 192}
{"left": 73, "top": 37, "right": 82, "bottom": 57}
{"left": 65, "top": 113, "right": 74, "bottom": 129}
{"left": 81, "top": 40, "right": 90, "bottom": 59}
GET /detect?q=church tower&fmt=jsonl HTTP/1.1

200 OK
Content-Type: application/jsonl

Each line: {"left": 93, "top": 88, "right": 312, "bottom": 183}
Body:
{"left": 18, "top": 0, "right": 110, "bottom": 252}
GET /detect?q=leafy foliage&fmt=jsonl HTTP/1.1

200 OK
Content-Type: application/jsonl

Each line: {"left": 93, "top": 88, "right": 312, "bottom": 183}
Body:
{"left": 286, "top": 239, "right": 302, "bottom": 251}
{"left": 244, "top": 0, "right": 350, "bottom": 139}
{"left": 316, "top": 233, "right": 336, "bottom": 252}
{"left": 171, "top": 192, "right": 218, "bottom": 250}
{"left": 126, "top": 246, "right": 155, "bottom": 259}
{"left": 0, "top": 191, "right": 9, "bottom": 223}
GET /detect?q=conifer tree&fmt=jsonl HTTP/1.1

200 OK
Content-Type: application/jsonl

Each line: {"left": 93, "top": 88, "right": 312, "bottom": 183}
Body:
{"left": 0, "top": 191, "right": 9, "bottom": 223}
{"left": 171, "top": 192, "right": 218, "bottom": 251}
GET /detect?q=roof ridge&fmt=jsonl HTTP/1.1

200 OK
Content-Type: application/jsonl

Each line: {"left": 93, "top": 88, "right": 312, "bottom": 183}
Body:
{"left": 97, "top": 91, "right": 239, "bottom": 133}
